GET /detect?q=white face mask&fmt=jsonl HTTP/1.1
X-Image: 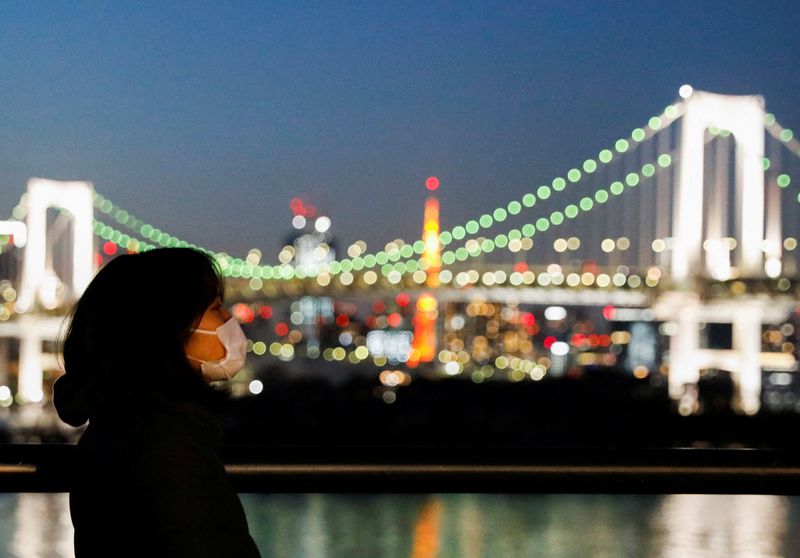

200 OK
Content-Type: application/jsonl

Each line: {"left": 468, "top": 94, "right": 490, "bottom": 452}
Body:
{"left": 187, "top": 317, "right": 248, "bottom": 381}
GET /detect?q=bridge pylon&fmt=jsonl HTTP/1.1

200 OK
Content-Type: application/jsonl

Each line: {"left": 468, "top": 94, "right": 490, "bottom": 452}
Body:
{"left": 16, "top": 178, "right": 95, "bottom": 313}
{"left": 11, "top": 178, "right": 95, "bottom": 404}
{"left": 672, "top": 90, "right": 766, "bottom": 283}
{"left": 664, "top": 88, "right": 781, "bottom": 414}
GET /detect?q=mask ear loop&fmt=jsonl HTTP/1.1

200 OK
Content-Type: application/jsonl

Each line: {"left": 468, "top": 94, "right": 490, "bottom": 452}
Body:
{"left": 186, "top": 325, "right": 221, "bottom": 364}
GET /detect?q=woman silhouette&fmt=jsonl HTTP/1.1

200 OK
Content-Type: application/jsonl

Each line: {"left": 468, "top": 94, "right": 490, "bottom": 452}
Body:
{"left": 54, "top": 248, "right": 261, "bottom": 557}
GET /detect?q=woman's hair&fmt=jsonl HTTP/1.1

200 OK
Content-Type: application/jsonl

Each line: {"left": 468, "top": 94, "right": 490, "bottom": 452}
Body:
{"left": 54, "top": 248, "right": 226, "bottom": 426}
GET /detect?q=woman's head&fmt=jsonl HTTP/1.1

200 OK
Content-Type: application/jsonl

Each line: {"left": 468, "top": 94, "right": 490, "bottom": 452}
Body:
{"left": 55, "top": 248, "right": 225, "bottom": 426}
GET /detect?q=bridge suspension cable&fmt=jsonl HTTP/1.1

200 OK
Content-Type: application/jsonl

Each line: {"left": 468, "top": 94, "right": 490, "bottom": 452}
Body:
{"left": 86, "top": 100, "right": 685, "bottom": 278}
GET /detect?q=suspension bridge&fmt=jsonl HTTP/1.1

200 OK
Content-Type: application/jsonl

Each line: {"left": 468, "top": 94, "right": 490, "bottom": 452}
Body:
{"left": 1, "top": 87, "right": 799, "bottom": 416}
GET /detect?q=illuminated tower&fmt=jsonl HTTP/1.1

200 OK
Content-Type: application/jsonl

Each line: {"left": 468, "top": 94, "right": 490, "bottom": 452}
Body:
{"left": 409, "top": 177, "right": 441, "bottom": 367}
{"left": 422, "top": 176, "right": 441, "bottom": 287}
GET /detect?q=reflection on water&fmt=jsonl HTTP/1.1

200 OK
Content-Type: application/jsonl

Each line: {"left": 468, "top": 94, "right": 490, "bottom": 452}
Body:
{"left": 0, "top": 493, "right": 74, "bottom": 558}
{"left": 0, "top": 493, "right": 799, "bottom": 557}
{"left": 655, "top": 495, "right": 789, "bottom": 558}
{"left": 241, "top": 494, "right": 800, "bottom": 558}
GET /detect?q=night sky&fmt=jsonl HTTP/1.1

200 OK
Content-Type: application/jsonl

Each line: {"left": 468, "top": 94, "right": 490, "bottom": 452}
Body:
{"left": 1, "top": 1, "right": 798, "bottom": 258}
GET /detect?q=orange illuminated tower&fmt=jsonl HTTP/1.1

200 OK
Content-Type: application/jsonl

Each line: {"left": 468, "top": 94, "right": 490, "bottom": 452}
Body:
{"left": 408, "top": 176, "right": 441, "bottom": 367}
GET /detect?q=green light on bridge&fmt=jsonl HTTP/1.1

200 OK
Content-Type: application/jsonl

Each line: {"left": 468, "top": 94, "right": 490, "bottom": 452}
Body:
{"left": 598, "top": 149, "right": 613, "bottom": 163}
{"left": 537, "top": 186, "right": 551, "bottom": 199}
{"left": 114, "top": 210, "right": 129, "bottom": 224}
{"left": 631, "top": 128, "right": 646, "bottom": 142}
{"left": 579, "top": 197, "right": 593, "bottom": 211}
{"left": 565, "top": 204, "right": 579, "bottom": 218}
{"left": 507, "top": 201, "right": 522, "bottom": 215}
{"left": 552, "top": 177, "right": 566, "bottom": 191}
{"left": 780, "top": 129, "right": 794, "bottom": 142}
{"left": 777, "top": 174, "right": 791, "bottom": 188}
{"left": 583, "top": 159, "right": 597, "bottom": 173}
{"left": 550, "top": 211, "right": 564, "bottom": 225}
{"left": 615, "top": 139, "right": 629, "bottom": 153}
{"left": 594, "top": 190, "right": 609, "bottom": 203}
{"left": 522, "top": 194, "right": 536, "bottom": 207}
{"left": 626, "top": 173, "right": 640, "bottom": 187}
{"left": 535, "top": 218, "right": 549, "bottom": 232}
{"left": 658, "top": 154, "right": 672, "bottom": 168}
{"left": 567, "top": 169, "right": 582, "bottom": 183}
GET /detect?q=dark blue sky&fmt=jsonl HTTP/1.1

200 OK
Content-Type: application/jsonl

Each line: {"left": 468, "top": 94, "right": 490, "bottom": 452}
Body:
{"left": 1, "top": 1, "right": 798, "bottom": 257}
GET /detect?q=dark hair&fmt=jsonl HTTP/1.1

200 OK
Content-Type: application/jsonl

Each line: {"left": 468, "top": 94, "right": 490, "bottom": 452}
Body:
{"left": 54, "top": 248, "right": 226, "bottom": 426}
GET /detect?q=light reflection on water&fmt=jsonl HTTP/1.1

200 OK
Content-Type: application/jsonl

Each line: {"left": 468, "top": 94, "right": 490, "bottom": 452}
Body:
{"left": 0, "top": 493, "right": 797, "bottom": 557}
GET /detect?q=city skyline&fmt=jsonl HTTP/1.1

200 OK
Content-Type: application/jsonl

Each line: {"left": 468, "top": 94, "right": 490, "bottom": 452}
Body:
{"left": 1, "top": 1, "right": 799, "bottom": 257}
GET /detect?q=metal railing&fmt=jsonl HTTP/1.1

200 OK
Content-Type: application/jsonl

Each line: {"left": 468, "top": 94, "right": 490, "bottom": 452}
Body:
{"left": 3, "top": 445, "right": 800, "bottom": 494}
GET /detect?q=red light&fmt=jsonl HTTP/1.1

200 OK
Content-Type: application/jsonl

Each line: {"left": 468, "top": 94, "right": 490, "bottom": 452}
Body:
{"left": 365, "top": 316, "right": 377, "bottom": 329}
{"left": 233, "top": 303, "right": 255, "bottom": 323}
{"left": 335, "top": 314, "right": 350, "bottom": 327}
{"left": 372, "top": 301, "right": 385, "bottom": 314}
{"left": 571, "top": 333, "right": 586, "bottom": 346}
{"left": 521, "top": 312, "right": 535, "bottom": 327}
{"left": 102, "top": 241, "right": 117, "bottom": 256}
{"left": 259, "top": 305, "right": 273, "bottom": 319}
{"left": 513, "top": 262, "right": 529, "bottom": 273}
{"left": 543, "top": 336, "right": 556, "bottom": 350}
{"left": 588, "top": 333, "right": 599, "bottom": 347}
{"left": 598, "top": 334, "right": 612, "bottom": 347}
{"left": 290, "top": 197, "right": 304, "bottom": 214}
{"left": 275, "top": 322, "right": 289, "bottom": 337}
{"left": 396, "top": 293, "right": 410, "bottom": 307}
{"left": 602, "top": 305, "right": 616, "bottom": 320}
{"left": 94, "top": 254, "right": 103, "bottom": 267}
{"left": 425, "top": 176, "right": 440, "bottom": 191}
{"left": 387, "top": 313, "right": 402, "bottom": 328}
{"left": 583, "top": 261, "right": 600, "bottom": 274}
{"left": 305, "top": 204, "right": 317, "bottom": 218}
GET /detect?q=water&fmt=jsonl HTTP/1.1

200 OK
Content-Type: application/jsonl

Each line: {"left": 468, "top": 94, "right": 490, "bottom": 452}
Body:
{"left": 0, "top": 493, "right": 797, "bottom": 557}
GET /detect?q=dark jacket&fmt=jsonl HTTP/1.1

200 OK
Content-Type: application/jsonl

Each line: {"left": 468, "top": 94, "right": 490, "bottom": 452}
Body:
{"left": 68, "top": 393, "right": 261, "bottom": 558}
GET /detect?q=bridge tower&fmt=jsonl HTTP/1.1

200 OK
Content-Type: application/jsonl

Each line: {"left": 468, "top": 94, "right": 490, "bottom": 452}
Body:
{"left": 672, "top": 89, "right": 767, "bottom": 282}
{"left": 14, "top": 178, "right": 95, "bottom": 403}
{"left": 664, "top": 89, "right": 772, "bottom": 415}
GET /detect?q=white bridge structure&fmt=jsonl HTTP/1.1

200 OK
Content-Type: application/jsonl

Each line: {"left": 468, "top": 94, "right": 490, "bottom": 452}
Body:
{"left": 0, "top": 87, "right": 798, "bottom": 414}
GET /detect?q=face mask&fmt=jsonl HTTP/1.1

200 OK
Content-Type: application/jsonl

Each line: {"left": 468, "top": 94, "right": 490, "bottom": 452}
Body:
{"left": 187, "top": 317, "right": 248, "bottom": 381}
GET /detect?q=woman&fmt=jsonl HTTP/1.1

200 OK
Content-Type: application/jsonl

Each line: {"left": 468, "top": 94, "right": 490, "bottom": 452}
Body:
{"left": 54, "top": 247, "right": 261, "bottom": 558}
